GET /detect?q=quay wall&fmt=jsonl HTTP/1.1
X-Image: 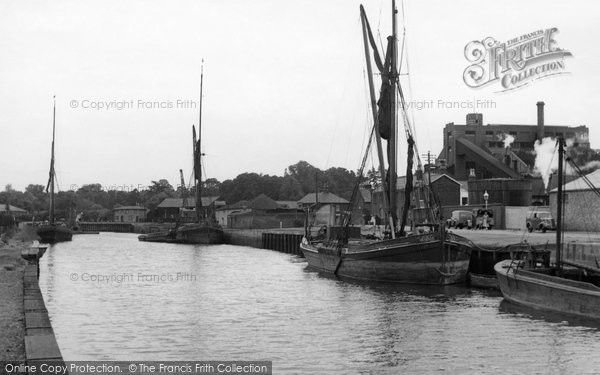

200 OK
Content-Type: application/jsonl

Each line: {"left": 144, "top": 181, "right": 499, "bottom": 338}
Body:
{"left": 21, "top": 246, "right": 63, "bottom": 363}
{"left": 224, "top": 228, "right": 305, "bottom": 256}
{"left": 79, "top": 222, "right": 133, "bottom": 233}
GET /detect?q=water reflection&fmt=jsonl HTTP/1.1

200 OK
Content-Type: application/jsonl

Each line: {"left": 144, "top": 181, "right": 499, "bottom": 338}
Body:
{"left": 498, "top": 300, "right": 600, "bottom": 331}
{"left": 38, "top": 233, "right": 600, "bottom": 374}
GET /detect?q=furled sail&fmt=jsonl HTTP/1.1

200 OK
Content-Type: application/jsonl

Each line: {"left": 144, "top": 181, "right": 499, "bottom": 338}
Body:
{"left": 377, "top": 40, "right": 394, "bottom": 141}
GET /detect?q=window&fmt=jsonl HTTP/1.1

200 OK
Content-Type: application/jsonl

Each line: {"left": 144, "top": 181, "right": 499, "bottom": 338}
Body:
{"left": 485, "top": 131, "right": 494, "bottom": 135}
{"left": 466, "top": 131, "right": 476, "bottom": 135}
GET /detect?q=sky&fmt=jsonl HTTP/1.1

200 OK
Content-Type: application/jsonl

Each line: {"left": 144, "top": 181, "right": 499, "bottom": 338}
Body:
{"left": 1, "top": 0, "right": 599, "bottom": 192}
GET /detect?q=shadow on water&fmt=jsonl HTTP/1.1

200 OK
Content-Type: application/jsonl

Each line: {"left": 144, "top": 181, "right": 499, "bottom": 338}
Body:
{"left": 498, "top": 300, "right": 600, "bottom": 330}
{"left": 302, "top": 265, "right": 475, "bottom": 301}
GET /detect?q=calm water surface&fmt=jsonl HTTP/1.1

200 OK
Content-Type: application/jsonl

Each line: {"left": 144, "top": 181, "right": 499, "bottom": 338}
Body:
{"left": 39, "top": 233, "right": 600, "bottom": 374}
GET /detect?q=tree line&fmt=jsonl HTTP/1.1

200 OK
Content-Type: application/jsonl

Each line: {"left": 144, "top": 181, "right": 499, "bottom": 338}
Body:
{"left": 0, "top": 161, "right": 363, "bottom": 221}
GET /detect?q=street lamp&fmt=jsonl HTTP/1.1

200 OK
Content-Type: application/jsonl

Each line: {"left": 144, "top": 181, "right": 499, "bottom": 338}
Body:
{"left": 483, "top": 190, "right": 489, "bottom": 210}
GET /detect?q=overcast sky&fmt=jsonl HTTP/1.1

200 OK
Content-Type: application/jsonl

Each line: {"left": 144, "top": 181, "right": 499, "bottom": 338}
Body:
{"left": 1, "top": 0, "right": 599, "bottom": 191}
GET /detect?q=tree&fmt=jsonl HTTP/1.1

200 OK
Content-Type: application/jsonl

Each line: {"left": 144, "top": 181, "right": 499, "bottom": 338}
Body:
{"left": 149, "top": 179, "right": 175, "bottom": 194}
{"left": 286, "top": 161, "right": 319, "bottom": 194}
{"left": 279, "top": 175, "right": 303, "bottom": 200}
{"left": 365, "top": 167, "right": 382, "bottom": 189}
{"left": 323, "top": 167, "right": 356, "bottom": 199}
{"left": 202, "top": 178, "right": 221, "bottom": 196}
{"left": 24, "top": 184, "right": 47, "bottom": 214}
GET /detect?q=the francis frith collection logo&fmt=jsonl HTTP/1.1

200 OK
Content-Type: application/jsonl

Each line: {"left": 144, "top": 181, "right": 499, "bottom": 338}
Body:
{"left": 463, "top": 28, "right": 572, "bottom": 92}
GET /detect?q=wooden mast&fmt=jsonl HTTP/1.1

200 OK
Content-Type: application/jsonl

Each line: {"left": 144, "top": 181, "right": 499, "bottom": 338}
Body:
{"left": 389, "top": 0, "right": 398, "bottom": 234}
{"left": 195, "top": 61, "right": 204, "bottom": 223}
{"left": 179, "top": 169, "right": 187, "bottom": 215}
{"left": 49, "top": 96, "right": 56, "bottom": 225}
{"left": 556, "top": 138, "right": 564, "bottom": 271}
{"left": 359, "top": 5, "right": 392, "bottom": 234}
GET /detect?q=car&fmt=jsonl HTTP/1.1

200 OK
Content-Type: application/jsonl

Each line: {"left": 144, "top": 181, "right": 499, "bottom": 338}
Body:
{"left": 446, "top": 210, "right": 474, "bottom": 229}
{"left": 526, "top": 211, "right": 556, "bottom": 233}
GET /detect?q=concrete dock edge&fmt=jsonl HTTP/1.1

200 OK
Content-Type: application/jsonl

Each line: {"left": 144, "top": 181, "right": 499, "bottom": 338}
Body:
{"left": 22, "top": 256, "right": 63, "bottom": 364}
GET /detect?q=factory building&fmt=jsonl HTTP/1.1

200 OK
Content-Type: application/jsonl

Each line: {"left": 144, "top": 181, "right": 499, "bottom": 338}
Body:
{"left": 439, "top": 102, "right": 589, "bottom": 180}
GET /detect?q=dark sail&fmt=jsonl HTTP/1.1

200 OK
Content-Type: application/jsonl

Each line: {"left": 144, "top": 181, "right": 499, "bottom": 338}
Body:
{"left": 377, "top": 40, "right": 394, "bottom": 141}
{"left": 193, "top": 125, "right": 202, "bottom": 222}
{"left": 399, "top": 135, "right": 414, "bottom": 236}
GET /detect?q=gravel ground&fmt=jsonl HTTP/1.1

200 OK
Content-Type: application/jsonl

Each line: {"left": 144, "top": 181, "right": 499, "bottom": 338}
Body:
{"left": 0, "top": 238, "right": 28, "bottom": 360}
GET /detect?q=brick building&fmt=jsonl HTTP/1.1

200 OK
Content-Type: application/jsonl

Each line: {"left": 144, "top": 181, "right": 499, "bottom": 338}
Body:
{"left": 549, "top": 169, "right": 600, "bottom": 232}
{"left": 113, "top": 206, "right": 148, "bottom": 223}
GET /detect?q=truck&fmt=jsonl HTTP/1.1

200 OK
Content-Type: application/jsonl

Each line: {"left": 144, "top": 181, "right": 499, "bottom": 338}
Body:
{"left": 526, "top": 210, "right": 556, "bottom": 233}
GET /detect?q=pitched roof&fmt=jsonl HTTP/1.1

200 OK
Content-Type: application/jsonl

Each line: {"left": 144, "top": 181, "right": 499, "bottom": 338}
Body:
{"left": 276, "top": 201, "right": 300, "bottom": 209}
{"left": 113, "top": 206, "right": 147, "bottom": 210}
{"left": 424, "top": 173, "right": 461, "bottom": 186}
{"left": 219, "top": 200, "right": 249, "bottom": 210}
{"left": 298, "top": 192, "right": 349, "bottom": 204}
{"left": 550, "top": 169, "right": 600, "bottom": 193}
{"left": 249, "top": 194, "right": 279, "bottom": 210}
{"left": 455, "top": 137, "right": 521, "bottom": 179}
{"left": 0, "top": 204, "right": 27, "bottom": 213}
{"left": 157, "top": 197, "right": 224, "bottom": 208}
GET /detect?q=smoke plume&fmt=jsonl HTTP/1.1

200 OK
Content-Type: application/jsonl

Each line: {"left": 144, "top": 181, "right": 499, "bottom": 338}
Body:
{"left": 534, "top": 137, "right": 559, "bottom": 189}
{"left": 578, "top": 160, "right": 600, "bottom": 174}
{"left": 534, "top": 137, "right": 580, "bottom": 189}
{"left": 497, "top": 133, "right": 515, "bottom": 148}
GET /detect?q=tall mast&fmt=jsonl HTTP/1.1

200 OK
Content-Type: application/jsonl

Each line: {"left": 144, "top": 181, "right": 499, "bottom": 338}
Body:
{"left": 195, "top": 60, "right": 204, "bottom": 222}
{"left": 49, "top": 96, "right": 56, "bottom": 224}
{"left": 556, "top": 138, "right": 564, "bottom": 271}
{"left": 180, "top": 169, "right": 187, "bottom": 212}
{"left": 360, "top": 5, "right": 392, "bottom": 231}
{"left": 389, "top": 0, "right": 398, "bottom": 232}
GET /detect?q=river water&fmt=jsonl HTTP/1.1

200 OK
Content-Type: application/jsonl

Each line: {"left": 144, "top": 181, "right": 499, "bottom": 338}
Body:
{"left": 38, "top": 233, "right": 600, "bottom": 374}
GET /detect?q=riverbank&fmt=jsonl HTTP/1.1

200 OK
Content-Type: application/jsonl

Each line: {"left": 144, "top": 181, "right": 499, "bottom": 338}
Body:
{"left": 0, "top": 227, "right": 63, "bottom": 363}
{"left": 0, "top": 238, "right": 27, "bottom": 360}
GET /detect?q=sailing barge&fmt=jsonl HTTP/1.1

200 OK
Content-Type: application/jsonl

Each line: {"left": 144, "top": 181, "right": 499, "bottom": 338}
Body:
{"left": 37, "top": 96, "right": 73, "bottom": 244}
{"left": 139, "top": 64, "right": 222, "bottom": 245}
{"left": 300, "top": 2, "right": 473, "bottom": 285}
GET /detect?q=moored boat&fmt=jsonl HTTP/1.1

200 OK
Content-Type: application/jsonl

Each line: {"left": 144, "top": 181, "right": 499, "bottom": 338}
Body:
{"left": 37, "top": 96, "right": 72, "bottom": 244}
{"left": 495, "top": 138, "right": 600, "bottom": 319}
{"left": 301, "top": 230, "right": 473, "bottom": 284}
{"left": 495, "top": 260, "right": 600, "bottom": 320}
{"left": 37, "top": 224, "right": 73, "bottom": 244}
{"left": 139, "top": 222, "right": 223, "bottom": 244}
{"left": 300, "top": 2, "right": 474, "bottom": 285}
{"left": 138, "top": 63, "right": 222, "bottom": 244}
{"left": 468, "top": 243, "right": 550, "bottom": 289}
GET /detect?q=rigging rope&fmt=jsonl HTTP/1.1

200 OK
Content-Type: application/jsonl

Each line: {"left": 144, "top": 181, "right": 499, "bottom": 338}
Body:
{"left": 335, "top": 116, "right": 378, "bottom": 248}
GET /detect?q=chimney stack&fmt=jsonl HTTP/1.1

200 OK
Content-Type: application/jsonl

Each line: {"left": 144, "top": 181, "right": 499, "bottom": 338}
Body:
{"left": 468, "top": 168, "right": 476, "bottom": 180}
{"left": 536, "top": 101, "right": 545, "bottom": 141}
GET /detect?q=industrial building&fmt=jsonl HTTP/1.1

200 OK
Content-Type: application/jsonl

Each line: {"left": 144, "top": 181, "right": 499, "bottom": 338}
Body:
{"left": 439, "top": 102, "right": 589, "bottom": 180}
